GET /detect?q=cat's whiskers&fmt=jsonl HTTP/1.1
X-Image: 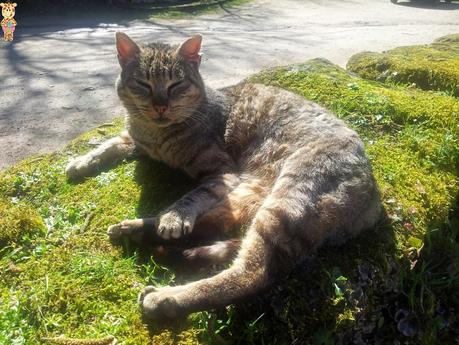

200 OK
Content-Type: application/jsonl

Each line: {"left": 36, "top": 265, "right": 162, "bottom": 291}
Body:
{"left": 169, "top": 105, "right": 212, "bottom": 129}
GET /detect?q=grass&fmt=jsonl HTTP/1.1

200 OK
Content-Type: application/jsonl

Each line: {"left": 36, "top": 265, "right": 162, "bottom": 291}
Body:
{"left": 347, "top": 34, "right": 459, "bottom": 96}
{"left": 1, "top": 43, "right": 459, "bottom": 344}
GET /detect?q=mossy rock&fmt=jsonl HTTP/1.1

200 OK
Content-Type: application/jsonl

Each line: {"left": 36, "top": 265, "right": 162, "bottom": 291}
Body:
{"left": 1, "top": 59, "right": 458, "bottom": 344}
{"left": 347, "top": 34, "right": 459, "bottom": 96}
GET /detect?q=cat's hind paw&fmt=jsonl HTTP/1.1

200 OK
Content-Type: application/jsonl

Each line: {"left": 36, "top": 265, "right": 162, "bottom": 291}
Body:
{"left": 140, "top": 285, "right": 185, "bottom": 319}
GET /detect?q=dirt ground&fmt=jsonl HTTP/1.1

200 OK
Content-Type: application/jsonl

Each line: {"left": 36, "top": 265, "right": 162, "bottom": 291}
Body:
{"left": 1, "top": 0, "right": 458, "bottom": 169}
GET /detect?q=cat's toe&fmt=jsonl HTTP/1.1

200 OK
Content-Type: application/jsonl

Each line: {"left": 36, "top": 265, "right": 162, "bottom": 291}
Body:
{"left": 183, "top": 219, "right": 193, "bottom": 235}
{"left": 157, "top": 211, "right": 195, "bottom": 240}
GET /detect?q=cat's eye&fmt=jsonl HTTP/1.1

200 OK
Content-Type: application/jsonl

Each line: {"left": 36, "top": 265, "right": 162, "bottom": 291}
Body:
{"left": 135, "top": 79, "right": 151, "bottom": 89}
{"left": 168, "top": 81, "right": 189, "bottom": 96}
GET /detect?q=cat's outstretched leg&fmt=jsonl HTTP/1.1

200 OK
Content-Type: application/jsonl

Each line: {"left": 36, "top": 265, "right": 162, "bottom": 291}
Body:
{"left": 107, "top": 177, "right": 267, "bottom": 243}
{"left": 107, "top": 174, "right": 240, "bottom": 243}
{"left": 66, "top": 131, "right": 136, "bottom": 180}
{"left": 153, "top": 173, "right": 241, "bottom": 240}
{"left": 107, "top": 218, "right": 157, "bottom": 244}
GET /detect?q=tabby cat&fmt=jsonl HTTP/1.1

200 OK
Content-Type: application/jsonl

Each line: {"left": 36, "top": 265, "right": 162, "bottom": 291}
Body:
{"left": 66, "top": 33, "right": 382, "bottom": 319}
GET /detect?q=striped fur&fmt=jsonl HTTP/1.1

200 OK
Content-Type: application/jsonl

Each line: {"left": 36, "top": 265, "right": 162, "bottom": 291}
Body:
{"left": 67, "top": 33, "right": 382, "bottom": 319}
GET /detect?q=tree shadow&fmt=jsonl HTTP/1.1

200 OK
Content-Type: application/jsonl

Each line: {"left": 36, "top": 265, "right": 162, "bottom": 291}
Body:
{"left": 399, "top": 193, "right": 459, "bottom": 343}
{"left": 16, "top": 0, "right": 245, "bottom": 35}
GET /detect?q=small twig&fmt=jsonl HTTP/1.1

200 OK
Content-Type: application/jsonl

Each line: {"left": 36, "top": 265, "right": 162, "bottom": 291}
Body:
{"left": 41, "top": 335, "right": 116, "bottom": 345}
{"left": 28, "top": 157, "right": 44, "bottom": 164}
{"left": 97, "top": 122, "right": 116, "bottom": 128}
{"left": 79, "top": 212, "right": 95, "bottom": 233}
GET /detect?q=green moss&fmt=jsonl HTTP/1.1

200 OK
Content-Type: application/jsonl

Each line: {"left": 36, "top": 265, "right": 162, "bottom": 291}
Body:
{"left": 367, "top": 137, "right": 457, "bottom": 234}
{"left": 347, "top": 34, "right": 459, "bottom": 96}
{"left": 1, "top": 54, "right": 458, "bottom": 343}
{"left": 0, "top": 200, "right": 46, "bottom": 249}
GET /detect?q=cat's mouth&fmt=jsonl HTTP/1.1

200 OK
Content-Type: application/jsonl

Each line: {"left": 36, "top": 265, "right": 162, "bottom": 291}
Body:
{"left": 152, "top": 117, "right": 173, "bottom": 127}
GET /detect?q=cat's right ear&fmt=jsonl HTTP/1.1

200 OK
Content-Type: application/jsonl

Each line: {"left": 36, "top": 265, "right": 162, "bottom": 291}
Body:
{"left": 116, "top": 32, "right": 140, "bottom": 67}
{"left": 177, "top": 34, "right": 202, "bottom": 68}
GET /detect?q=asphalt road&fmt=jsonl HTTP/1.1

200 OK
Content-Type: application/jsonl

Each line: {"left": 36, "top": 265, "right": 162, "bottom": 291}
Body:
{"left": 1, "top": 0, "right": 458, "bottom": 169}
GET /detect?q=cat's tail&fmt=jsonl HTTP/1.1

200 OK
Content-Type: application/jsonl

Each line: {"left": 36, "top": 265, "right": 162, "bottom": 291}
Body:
{"left": 182, "top": 239, "right": 241, "bottom": 264}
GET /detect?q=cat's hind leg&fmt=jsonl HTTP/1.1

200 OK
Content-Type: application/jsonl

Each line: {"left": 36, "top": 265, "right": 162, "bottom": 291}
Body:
{"left": 66, "top": 131, "right": 136, "bottom": 180}
{"left": 140, "top": 195, "right": 304, "bottom": 318}
{"left": 182, "top": 239, "right": 241, "bottom": 264}
{"left": 140, "top": 227, "right": 276, "bottom": 319}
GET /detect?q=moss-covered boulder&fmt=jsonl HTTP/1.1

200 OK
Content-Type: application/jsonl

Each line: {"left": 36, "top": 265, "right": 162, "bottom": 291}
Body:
{"left": 347, "top": 34, "right": 459, "bottom": 96}
{"left": 1, "top": 58, "right": 458, "bottom": 344}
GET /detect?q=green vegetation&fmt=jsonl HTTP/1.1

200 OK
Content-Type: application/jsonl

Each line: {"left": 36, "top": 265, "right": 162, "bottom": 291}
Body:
{"left": 347, "top": 34, "right": 459, "bottom": 96}
{"left": 1, "top": 39, "right": 459, "bottom": 344}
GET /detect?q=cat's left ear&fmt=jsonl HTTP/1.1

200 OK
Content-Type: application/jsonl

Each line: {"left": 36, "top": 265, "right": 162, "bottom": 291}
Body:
{"left": 177, "top": 34, "right": 202, "bottom": 68}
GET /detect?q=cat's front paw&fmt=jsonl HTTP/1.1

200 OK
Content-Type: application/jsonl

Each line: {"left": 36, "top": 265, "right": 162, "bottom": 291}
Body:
{"left": 157, "top": 210, "right": 195, "bottom": 240}
{"left": 139, "top": 285, "right": 185, "bottom": 319}
{"left": 66, "top": 154, "right": 99, "bottom": 180}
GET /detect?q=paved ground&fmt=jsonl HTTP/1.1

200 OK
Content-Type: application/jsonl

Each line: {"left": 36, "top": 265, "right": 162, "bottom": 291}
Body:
{"left": 1, "top": 0, "right": 458, "bottom": 169}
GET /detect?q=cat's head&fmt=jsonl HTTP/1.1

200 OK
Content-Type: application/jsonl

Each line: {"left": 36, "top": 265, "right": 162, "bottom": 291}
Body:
{"left": 115, "top": 32, "right": 205, "bottom": 127}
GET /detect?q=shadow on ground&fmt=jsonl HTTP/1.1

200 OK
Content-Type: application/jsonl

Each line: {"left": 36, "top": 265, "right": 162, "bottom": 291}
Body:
{"left": 16, "top": 1, "right": 244, "bottom": 35}
{"left": 393, "top": 0, "right": 459, "bottom": 10}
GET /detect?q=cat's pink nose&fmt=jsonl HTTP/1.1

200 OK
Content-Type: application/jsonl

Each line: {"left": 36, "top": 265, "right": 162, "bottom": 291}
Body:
{"left": 154, "top": 105, "right": 168, "bottom": 115}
